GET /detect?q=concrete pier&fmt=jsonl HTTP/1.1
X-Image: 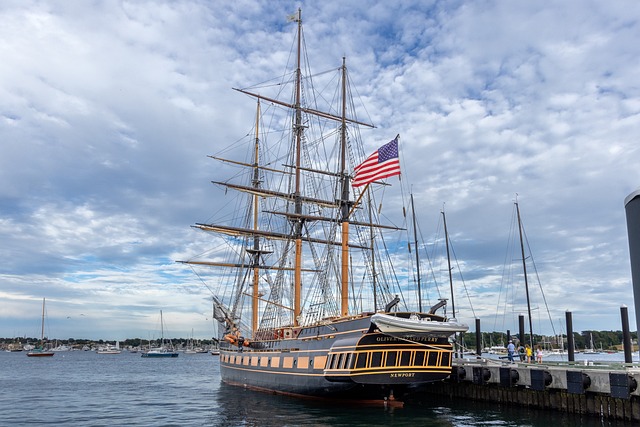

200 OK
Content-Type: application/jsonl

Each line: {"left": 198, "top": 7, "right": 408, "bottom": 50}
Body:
{"left": 416, "top": 357, "right": 640, "bottom": 421}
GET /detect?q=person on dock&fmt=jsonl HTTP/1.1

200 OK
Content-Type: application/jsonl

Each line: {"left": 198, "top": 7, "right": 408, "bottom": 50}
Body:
{"left": 518, "top": 344, "right": 525, "bottom": 361}
{"left": 507, "top": 340, "right": 515, "bottom": 362}
{"left": 536, "top": 346, "right": 543, "bottom": 363}
{"left": 525, "top": 344, "right": 532, "bottom": 363}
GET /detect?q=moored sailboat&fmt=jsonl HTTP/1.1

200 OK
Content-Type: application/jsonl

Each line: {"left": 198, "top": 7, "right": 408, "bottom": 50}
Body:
{"left": 27, "top": 298, "right": 54, "bottom": 357}
{"left": 141, "top": 310, "right": 179, "bottom": 358}
{"left": 180, "top": 9, "right": 467, "bottom": 402}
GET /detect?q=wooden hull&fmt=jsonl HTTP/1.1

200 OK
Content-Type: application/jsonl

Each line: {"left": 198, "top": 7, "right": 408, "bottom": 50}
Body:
{"left": 219, "top": 315, "right": 455, "bottom": 401}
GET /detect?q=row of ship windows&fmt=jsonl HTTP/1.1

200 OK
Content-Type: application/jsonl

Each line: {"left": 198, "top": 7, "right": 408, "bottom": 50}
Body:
{"left": 221, "top": 353, "right": 326, "bottom": 370}
{"left": 221, "top": 349, "right": 450, "bottom": 371}
{"left": 327, "top": 350, "right": 450, "bottom": 371}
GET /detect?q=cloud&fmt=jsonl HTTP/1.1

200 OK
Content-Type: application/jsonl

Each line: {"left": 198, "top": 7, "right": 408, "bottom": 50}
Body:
{"left": 1, "top": 0, "right": 639, "bottom": 340}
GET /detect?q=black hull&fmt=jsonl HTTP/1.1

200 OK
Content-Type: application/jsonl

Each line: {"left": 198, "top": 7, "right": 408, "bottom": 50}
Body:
{"left": 219, "top": 315, "right": 454, "bottom": 401}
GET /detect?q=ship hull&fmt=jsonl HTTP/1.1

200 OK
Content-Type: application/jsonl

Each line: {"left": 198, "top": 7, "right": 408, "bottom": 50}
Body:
{"left": 219, "top": 315, "right": 455, "bottom": 401}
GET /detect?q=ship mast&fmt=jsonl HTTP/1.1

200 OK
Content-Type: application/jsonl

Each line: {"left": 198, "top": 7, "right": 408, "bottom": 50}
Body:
{"left": 340, "top": 57, "right": 350, "bottom": 317}
{"left": 292, "top": 8, "right": 303, "bottom": 326}
{"left": 515, "top": 200, "right": 534, "bottom": 348}
{"left": 250, "top": 100, "right": 261, "bottom": 336}
{"left": 443, "top": 209, "right": 455, "bottom": 318}
{"left": 40, "top": 298, "right": 46, "bottom": 344}
{"left": 411, "top": 194, "right": 422, "bottom": 312}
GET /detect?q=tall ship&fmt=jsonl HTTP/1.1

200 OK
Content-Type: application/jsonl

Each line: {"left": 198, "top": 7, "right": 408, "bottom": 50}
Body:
{"left": 180, "top": 9, "right": 468, "bottom": 402}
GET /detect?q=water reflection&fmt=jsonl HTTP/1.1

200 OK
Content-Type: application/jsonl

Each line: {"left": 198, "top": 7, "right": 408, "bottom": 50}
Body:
{"left": 210, "top": 380, "right": 633, "bottom": 427}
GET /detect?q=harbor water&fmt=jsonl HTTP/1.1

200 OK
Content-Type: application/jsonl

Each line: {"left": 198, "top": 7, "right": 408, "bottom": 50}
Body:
{"left": 1, "top": 350, "right": 635, "bottom": 426}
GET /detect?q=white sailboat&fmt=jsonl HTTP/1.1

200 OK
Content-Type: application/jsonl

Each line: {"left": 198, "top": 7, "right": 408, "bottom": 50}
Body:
{"left": 26, "top": 298, "right": 54, "bottom": 357}
{"left": 583, "top": 333, "right": 600, "bottom": 354}
{"left": 141, "top": 310, "right": 178, "bottom": 358}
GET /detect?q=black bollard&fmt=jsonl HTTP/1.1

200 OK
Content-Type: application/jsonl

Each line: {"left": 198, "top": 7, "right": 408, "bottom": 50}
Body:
{"left": 566, "top": 311, "right": 575, "bottom": 362}
{"left": 476, "top": 318, "right": 482, "bottom": 356}
{"left": 519, "top": 314, "right": 525, "bottom": 346}
{"left": 621, "top": 305, "right": 633, "bottom": 363}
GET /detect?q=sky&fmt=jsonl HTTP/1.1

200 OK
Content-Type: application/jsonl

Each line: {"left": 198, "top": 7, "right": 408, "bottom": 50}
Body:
{"left": 1, "top": 0, "right": 640, "bottom": 341}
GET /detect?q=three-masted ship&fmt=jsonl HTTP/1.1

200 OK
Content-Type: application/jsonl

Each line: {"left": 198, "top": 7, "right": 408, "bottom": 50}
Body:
{"left": 180, "top": 9, "right": 468, "bottom": 402}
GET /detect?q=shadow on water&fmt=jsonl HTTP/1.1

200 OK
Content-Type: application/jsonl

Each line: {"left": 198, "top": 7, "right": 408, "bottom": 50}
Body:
{"left": 209, "top": 381, "right": 634, "bottom": 427}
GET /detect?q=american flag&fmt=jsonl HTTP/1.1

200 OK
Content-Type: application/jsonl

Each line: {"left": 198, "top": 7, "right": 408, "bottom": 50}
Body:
{"left": 352, "top": 136, "right": 401, "bottom": 187}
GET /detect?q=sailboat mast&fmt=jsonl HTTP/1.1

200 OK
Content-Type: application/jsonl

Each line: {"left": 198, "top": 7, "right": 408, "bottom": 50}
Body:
{"left": 292, "top": 8, "right": 303, "bottom": 326}
{"left": 160, "top": 310, "right": 164, "bottom": 347}
{"left": 411, "top": 194, "right": 422, "bottom": 312}
{"left": 251, "top": 100, "right": 261, "bottom": 337}
{"left": 443, "top": 209, "right": 455, "bottom": 318}
{"left": 340, "top": 57, "right": 350, "bottom": 317}
{"left": 40, "top": 298, "right": 46, "bottom": 343}
{"left": 515, "top": 201, "right": 534, "bottom": 348}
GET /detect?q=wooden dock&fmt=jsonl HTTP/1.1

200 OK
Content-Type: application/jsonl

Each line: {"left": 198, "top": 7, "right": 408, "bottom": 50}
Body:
{"left": 413, "top": 356, "right": 640, "bottom": 421}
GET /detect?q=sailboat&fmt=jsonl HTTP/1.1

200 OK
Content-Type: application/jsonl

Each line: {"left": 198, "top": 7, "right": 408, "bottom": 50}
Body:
{"left": 179, "top": 9, "right": 467, "bottom": 402}
{"left": 583, "top": 333, "right": 600, "bottom": 354}
{"left": 26, "top": 298, "right": 54, "bottom": 357}
{"left": 141, "top": 310, "right": 179, "bottom": 358}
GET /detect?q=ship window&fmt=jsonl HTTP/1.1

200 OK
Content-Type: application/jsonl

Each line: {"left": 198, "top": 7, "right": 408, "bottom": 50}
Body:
{"left": 355, "top": 353, "right": 367, "bottom": 369}
{"left": 329, "top": 354, "right": 338, "bottom": 369}
{"left": 370, "top": 351, "right": 383, "bottom": 368}
{"left": 346, "top": 353, "right": 355, "bottom": 370}
{"left": 428, "top": 351, "right": 438, "bottom": 366}
{"left": 400, "top": 351, "right": 412, "bottom": 366}
{"left": 386, "top": 351, "right": 397, "bottom": 367}
{"left": 337, "top": 353, "right": 345, "bottom": 369}
{"left": 441, "top": 352, "right": 450, "bottom": 366}
{"left": 414, "top": 351, "right": 425, "bottom": 366}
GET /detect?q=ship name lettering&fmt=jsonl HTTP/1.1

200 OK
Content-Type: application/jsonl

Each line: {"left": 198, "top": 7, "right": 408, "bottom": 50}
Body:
{"left": 390, "top": 373, "right": 415, "bottom": 378}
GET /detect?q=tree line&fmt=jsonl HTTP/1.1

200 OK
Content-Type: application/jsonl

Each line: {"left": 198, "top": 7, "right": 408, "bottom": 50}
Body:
{"left": 0, "top": 337, "right": 218, "bottom": 348}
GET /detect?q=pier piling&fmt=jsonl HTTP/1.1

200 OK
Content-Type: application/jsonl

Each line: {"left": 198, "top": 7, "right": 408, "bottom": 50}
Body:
{"left": 518, "top": 314, "right": 525, "bottom": 347}
{"left": 566, "top": 311, "right": 575, "bottom": 362}
{"left": 621, "top": 305, "right": 633, "bottom": 363}
{"left": 475, "top": 319, "right": 481, "bottom": 356}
